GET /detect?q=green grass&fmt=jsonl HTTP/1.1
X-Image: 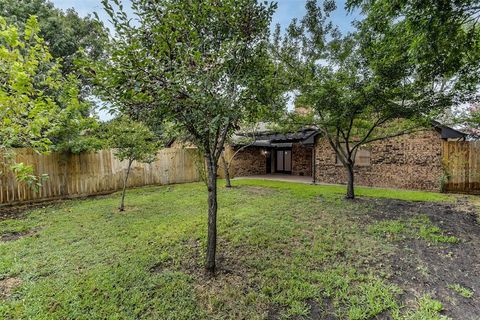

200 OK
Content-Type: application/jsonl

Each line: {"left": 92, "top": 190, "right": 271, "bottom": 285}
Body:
{"left": 447, "top": 284, "right": 474, "bottom": 298}
{"left": 368, "top": 220, "right": 407, "bottom": 237}
{"left": 234, "top": 179, "right": 455, "bottom": 202}
{"left": 368, "top": 215, "right": 460, "bottom": 244}
{"left": 418, "top": 225, "right": 459, "bottom": 244}
{"left": 403, "top": 295, "right": 450, "bottom": 320}
{"left": 0, "top": 180, "right": 456, "bottom": 319}
{"left": 0, "top": 218, "right": 37, "bottom": 235}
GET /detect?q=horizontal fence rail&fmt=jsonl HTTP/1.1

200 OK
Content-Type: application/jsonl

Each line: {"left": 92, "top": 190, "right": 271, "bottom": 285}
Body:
{"left": 0, "top": 148, "right": 201, "bottom": 205}
{"left": 442, "top": 140, "right": 480, "bottom": 194}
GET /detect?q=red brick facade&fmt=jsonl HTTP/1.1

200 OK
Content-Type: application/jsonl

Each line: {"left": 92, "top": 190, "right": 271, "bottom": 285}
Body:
{"left": 229, "top": 146, "right": 267, "bottom": 177}
{"left": 314, "top": 130, "right": 443, "bottom": 191}
{"left": 229, "top": 130, "right": 444, "bottom": 191}
{"left": 229, "top": 143, "right": 314, "bottom": 177}
{"left": 292, "top": 143, "right": 313, "bottom": 177}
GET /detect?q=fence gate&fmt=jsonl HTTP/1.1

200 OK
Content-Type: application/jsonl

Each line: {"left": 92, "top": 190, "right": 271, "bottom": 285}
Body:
{"left": 442, "top": 140, "right": 480, "bottom": 194}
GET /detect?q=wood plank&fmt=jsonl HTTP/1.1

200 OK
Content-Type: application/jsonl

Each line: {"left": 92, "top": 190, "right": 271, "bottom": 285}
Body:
{"left": 0, "top": 148, "right": 200, "bottom": 205}
{"left": 442, "top": 140, "right": 480, "bottom": 194}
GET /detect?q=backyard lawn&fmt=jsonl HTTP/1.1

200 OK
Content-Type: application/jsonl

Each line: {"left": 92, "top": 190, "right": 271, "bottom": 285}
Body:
{"left": 0, "top": 180, "right": 479, "bottom": 319}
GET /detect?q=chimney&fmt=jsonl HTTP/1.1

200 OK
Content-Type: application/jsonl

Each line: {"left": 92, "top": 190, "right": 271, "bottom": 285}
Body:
{"left": 294, "top": 104, "right": 311, "bottom": 116}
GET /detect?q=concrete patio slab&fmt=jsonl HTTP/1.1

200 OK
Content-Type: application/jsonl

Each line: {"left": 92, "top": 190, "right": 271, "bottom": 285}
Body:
{"left": 234, "top": 174, "right": 313, "bottom": 184}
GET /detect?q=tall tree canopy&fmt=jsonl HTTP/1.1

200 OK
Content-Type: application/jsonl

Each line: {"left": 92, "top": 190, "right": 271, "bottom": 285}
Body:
{"left": 101, "top": 0, "right": 281, "bottom": 272}
{"left": 0, "top": 16, "right": 91, "bottom": 186}
{"left": 347, "top": 0, "right": 480, "bottom": 96}
{"left": 275, "top": 0, "right": 478, "bottom": 199}
{"left": 0, "top": 0, "right": 108, "bottom": 154}
{"left": 0, "top": 0, "right": 109, "bottom": 80}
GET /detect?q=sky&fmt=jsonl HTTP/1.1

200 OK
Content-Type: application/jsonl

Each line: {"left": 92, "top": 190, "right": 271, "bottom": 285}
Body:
{"left": 50, "top": 0, "right": 359, "bottom": 119}
{"left": 51, "top": 0, "right": 359, "bottom": 34}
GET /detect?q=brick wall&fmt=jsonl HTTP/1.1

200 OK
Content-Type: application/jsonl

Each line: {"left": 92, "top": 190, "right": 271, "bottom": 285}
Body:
{"left": 292, "top": 143, "right": 312, "bottom": 176}
{"left": 314, "top": 130, "right": 444, "bottom": 191}
{"left": 230, "top": 144, "right": 314, "bottom": 177}
{"left": 230, "top": 146, "right": 267, "bottom": 176}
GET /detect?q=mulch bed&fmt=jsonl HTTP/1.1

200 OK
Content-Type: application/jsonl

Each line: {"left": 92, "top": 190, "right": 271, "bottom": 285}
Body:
{"left": 359, "top": 197, "right": 480, "bottom": 319}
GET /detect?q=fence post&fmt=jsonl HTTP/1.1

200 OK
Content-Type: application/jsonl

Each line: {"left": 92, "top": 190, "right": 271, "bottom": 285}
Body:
{"left": 0, "top": 148, "right": 200, "bottom": 205}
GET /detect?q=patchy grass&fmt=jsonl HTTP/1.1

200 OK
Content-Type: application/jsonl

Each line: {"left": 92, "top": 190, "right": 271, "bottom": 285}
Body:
{"left": 368, "top": 215, "right": 460, "bottom": 244}
{"left": 0, "top": 180, "right": 467, "bottom": 319}
{"left": 447, "top": 284, "right": 474, "bottom": 298}
{"left": 234, "top": 179, "right": 455, "bottom": 202}
{"left": 404, "top": 295, "right": 449, "bottom": 320}
{"left": 0, "top": 277, "right": 22, "bottom": 299}
{"left": 368, "top": 220, "right": 407, "bottom": 239}
{"left": 0, "top": 218, "right": 36, "bottom": 234}
{"left": 418, "top": 225, "right": 459, "bottom": 244}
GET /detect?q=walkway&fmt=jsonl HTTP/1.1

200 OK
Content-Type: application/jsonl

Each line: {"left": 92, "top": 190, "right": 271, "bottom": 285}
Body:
{"left": 234, "top": 174, "right": 313, "bottom": 184}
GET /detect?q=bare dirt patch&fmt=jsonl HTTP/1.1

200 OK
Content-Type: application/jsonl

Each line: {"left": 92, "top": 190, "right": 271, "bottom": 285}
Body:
{"left": 0, "top": 229, "right": 36, "bottom": 242}
{"left": 0, "top": 201, "right": 59, "bottom": 221}
{"left": 358, "top": 197, "right": 480, "bottom": 319}
{"left": 0, "top": 277, "right": 22, "bottom": 299}
{"left": 239, "top": 186, "right": 277, "bottom": 196}
{"left": 0, "top": 206, "right": 29, "bottom": 221}
{"left": 303, "top": 298, "right": 335, "bottom": 320}
{"left": 164, "top": 239, "right": 267, "bottom": 317}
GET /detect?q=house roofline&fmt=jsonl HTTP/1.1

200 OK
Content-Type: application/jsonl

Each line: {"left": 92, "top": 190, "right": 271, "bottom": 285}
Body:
{"left": 431, "top": 120, "right": 468, "bottom": 140}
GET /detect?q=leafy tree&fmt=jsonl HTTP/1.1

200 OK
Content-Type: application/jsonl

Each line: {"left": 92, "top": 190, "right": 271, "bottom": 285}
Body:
{"left": 0, "top": 16, "right": 87, "bottom": 187}
{"left": 0, "top": 0, "right": 109, "bottom": 83}
{"left": 107, "top": 116, "right": 158, "bottom": 212}
{"left": 275, "top": 0, "right": 474, "bottom": 199}
{"left": 347, "top": 0, "right": 480, "bottom": 93}
{"left": 468, "top": 106, "right": 480, "bottom": 132}
{"left": 47, "top": 81, "right": 104, "bottom": 154}
{"left": 102, "top": 0, "right": 281, "bottom": 272}
{"left": 456, "top": 104, "right": 480, "bottom": 137}
{"left": 49, "top": 101, "right": 104, "bottom": 154}
{"left": 221, "top": 126, "right": 259, "bottom": 188}
{"left": 1, "top": 16, "right": 57, "bottom": 152}
{"left": 0, "top": 0, "right": 108, "bottom": 154}
{"left": 348, "top": 0, "right": 480, "bottom": 140}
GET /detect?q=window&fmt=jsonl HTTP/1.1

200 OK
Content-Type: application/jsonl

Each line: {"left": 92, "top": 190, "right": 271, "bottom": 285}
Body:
{"left": 336, "top": 144, "right": 371, "bottom": 166}
{"left": 356, "top": 149, "right": 371, "bottom": 166}
{"left": 276, "top": 149, "right": 292, "bottom": 173}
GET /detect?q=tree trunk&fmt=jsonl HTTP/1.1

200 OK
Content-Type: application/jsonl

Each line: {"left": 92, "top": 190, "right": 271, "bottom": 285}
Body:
{"left": 205, "top": 155, "right": 218, "bottom": 273}
{"left": 221, "top": 154, "right": 232, "bottom": 188}
{"left": 345, "top": 162, "right": 355, "bottom": 200}
{"left": 119, "top": 159, "right": 133, "bottom": 212}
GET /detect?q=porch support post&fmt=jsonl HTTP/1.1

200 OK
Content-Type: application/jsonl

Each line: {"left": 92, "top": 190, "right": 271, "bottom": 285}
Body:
{"left": 311, "top": 146, "right": 316, "bottom": 184}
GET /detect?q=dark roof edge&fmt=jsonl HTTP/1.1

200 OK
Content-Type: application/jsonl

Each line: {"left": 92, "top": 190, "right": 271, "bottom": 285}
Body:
{"left": 432, "top": 120, "right": 468, "bottom": 140}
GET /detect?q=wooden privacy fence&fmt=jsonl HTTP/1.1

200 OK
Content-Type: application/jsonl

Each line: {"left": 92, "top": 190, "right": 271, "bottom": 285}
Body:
{"left": 442, "top": 140, "right": 480, "bottom": 194}
{"left": 0, "top": 148, "right": 201, "bottom": 205}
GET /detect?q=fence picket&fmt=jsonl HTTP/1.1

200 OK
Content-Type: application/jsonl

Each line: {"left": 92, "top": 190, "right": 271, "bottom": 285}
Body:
{"left": 0, "top": 148, "right": 201, "bottom": 205}
{"left": 442, "top": 141, "right": 480, "bottom": 194}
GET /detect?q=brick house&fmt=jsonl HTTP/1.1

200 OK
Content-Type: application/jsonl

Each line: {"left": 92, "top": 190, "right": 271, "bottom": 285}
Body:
{"left": 227, "top": 123, "right": 467, "bottom": 192}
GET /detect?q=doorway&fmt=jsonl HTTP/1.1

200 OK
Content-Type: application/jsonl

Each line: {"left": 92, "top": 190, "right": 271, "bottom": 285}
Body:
{"left": 275, "top": 149, "right": 292, "bottom": 173}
